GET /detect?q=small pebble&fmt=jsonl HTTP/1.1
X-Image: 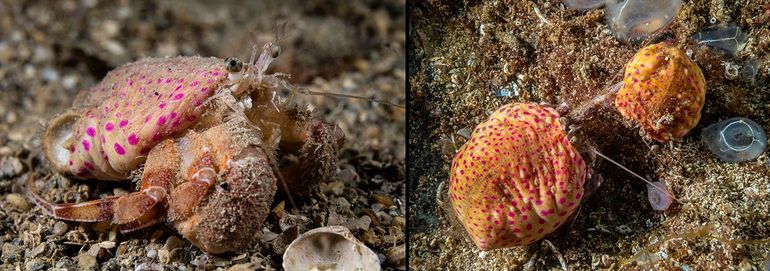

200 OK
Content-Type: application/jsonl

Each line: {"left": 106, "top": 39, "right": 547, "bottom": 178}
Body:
{"left": 372, "top": 202, "right": 385, "bottom": 212}
{"left": 157, "top": 249, "right": 170, "bottom": 264}
{"left": 386, "top": 244, "right": 406, "bottom": 270}
{"left": 325, "top": 180, "right": 345, "bottom": 195}
{"left": 1, "top": 242, "right": 20, "bottom": 262}
{"left": 393, "top": 216, "right": 405, "bottom": 229}
{"left": 227, "top": 263, "right": 261, "bottom": 271}
{"left": 343, "top": 216, "right": 372, "bottom": 231}
{"left": 0, "top": 156, "right": 23, "bottom": 178}
{"left": 376, "top": 211, "right": 393, "bottom": 226}
{"left": 41, "top": 67, "right": 59, "bottom": 82}
{"left": 30, "top": 243, "right": 48, "bottom": 258}
{"left": 279, "top": 213, "right": 312, "bottom": 232}
{"left": 647, "top": 181, "right": 673, "bottom": 211}
{"left": 338, "top": 167, "right": 359, "bottom": 183}
{"left": 149, "top": 229, "right": 163, "bottom": 241}
{"left": 5, "top": 193, "right": 31, "bottom": 211}
{"left": 62, "top": 74, "right": 79, "bottom": 89}
{"left": 146, "top": 248, "right": 157, "bottom": 259}
{"left": 135, "top": 262, "right": 161, "bottom": 271}
{"left": 113, "top": 188, "right": 128, "bottom": 196}
{"left": 260, "top": 229, "right": 279, "bottom": 242}
{"left": 116, "top": 243, "right": 129, "bottom": 256}
{"left": 0, "top": 42, "right": 13, "bottom": 62}
{"left": 53, "top": 221, "right": 69, "bottom": 236}
{"left": 372, "top": 194, "right": 394, "bottom": 207}
{"left": 25, "top": 258, "right": 48, "bottom": 271}
{"left": 163, "top": 236, "right": 183, "bottom": 251}
{"left": 77, "top": 254, "right": 97, "bottom": 270}
{"left": 191, "top": 254, "right": 209, "bottom": 267}
{"left": 87, "top": 244, "right": 108, "bottom": 258}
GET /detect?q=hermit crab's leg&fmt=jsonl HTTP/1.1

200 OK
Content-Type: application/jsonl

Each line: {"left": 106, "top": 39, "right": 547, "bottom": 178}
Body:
{"left": 109, "top": 139, "right": 179, "bottom": 224}
{"left": 279, "top": 117, "right": 344, "bottom": 194}
{"left": 29, "top": 140, "right": 177, "bottom": 224}
{"left": 166, "top": 128, "right": 221, "bottom": 221}
{"left": 118, "top": 204, "right": 167, "bottom": 233}
{"left": 27, "top": 185, "right": 119, "bottom": 222}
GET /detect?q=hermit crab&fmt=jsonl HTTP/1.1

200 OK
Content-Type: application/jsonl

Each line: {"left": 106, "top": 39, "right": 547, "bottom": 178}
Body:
{"left": 448, "top": 41, "right": 699, "bottom": 251}
{"left": 29, "top": 41, "right": 343, "bottom": 254}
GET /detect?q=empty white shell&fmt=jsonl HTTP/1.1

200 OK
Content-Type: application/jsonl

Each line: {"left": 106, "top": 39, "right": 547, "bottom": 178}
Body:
{"left": 282, "top": 226, "right": 381, "bottom": 271}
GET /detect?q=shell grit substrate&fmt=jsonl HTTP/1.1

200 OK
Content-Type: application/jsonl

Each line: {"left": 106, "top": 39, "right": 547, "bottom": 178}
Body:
{"left": 614, "top": 42, "right": 706, "bottom": 142}
{"left": 448, "top": 103, "right": 587, "bottom": 250}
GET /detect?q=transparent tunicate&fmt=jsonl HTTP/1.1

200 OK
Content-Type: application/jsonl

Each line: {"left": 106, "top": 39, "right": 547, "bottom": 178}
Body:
{"left": 647, "top": 181, "right": 672, "bottom": 211}
{"left": 605, "top": 0, "right": 683, "bottom": 43}
{"left": 692, "top": 24, "right": 747, "bottom": 55}
{"left": 563, "top": 0, "right": 604, "bottom": 10}
{"left": 702, "top": 117, "right": 768, "bottom": 163}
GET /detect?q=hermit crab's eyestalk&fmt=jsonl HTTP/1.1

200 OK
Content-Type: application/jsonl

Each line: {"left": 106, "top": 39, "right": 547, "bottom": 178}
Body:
{"left": 225, "top": 57, "right": 246, "bottom": 93}
{"left": 271, "top": 44, "right": 281, "bottom": 58}
{"left": 225, "top": 57, "right": 244, "bottom": 73}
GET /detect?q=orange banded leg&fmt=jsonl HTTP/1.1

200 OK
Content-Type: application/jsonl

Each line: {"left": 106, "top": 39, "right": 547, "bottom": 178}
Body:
{"left": 29, "top": 140, "right": 178, "bottom": 226}
{"left": 118, "top": 204, "right": 167, "bottom": 233}
{"left": 167, "top": 129, "right": 220, "bottom": 221}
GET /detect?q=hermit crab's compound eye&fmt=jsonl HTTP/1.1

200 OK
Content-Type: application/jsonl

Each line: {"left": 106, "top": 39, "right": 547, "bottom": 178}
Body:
{"left": 270, "top": 44, "right": 281, "bottom": 58}
{"left": 224, "top": 57, "right": 243, "bottom": 73}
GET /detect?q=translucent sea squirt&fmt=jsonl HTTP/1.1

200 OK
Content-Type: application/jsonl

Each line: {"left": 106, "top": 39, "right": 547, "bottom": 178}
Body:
{"left": 692, "top": 24, "right": 748, "bottom": 55}
{"left": 605, "top": 0, "right": 683, "bottom": 42}
{"left": 647, "top": 181, "right": 672, "bottom": 211}
{"left": 563, "top": 0, "right": 604, "bottom": 10}
{"left": 614, "top": 42, "right": 706, "bottom": 142}
{"left": 448, "top": 103, "right": 587, "bottom": 251}
{"left": 701, "top": 117, "right": 768, "bottom": 163}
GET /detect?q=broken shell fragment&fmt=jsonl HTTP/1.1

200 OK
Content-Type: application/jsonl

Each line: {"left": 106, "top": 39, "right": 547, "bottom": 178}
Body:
{"left": 282, "top": 226, "right": 381, "bottom": 271}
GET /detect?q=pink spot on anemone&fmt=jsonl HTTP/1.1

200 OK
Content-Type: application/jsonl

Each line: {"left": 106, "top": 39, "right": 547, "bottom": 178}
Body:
{"left": 114, "top": 143, "right": 126, "bottom": 155}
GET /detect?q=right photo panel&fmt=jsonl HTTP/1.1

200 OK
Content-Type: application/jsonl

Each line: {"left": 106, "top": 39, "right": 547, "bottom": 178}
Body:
{"left": 408, "top": 0, "right": 770, "bottom": 269}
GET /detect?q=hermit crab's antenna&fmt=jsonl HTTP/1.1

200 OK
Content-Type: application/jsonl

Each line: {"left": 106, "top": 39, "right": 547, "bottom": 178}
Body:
{"left": 590, "top": 147, "right": 680, "bottom": 203}
{"left": 293, "top": 86, "right": 406, "bottom": 109}
{"left": 249, "top": 22, "right": 405, "bottom": 109}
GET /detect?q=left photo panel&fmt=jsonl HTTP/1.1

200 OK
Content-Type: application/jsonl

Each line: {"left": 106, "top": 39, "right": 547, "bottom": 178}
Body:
{"left": 0, "top": 1, "right": 405, "bottom": 270}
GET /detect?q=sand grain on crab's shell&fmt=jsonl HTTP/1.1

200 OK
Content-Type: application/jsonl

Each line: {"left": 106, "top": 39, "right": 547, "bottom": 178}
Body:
{"left": 448, "top": 103, "right": 587, "bottom": 250}
{"left": 49, "top": 57, "right": 229, "bottom": 180}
